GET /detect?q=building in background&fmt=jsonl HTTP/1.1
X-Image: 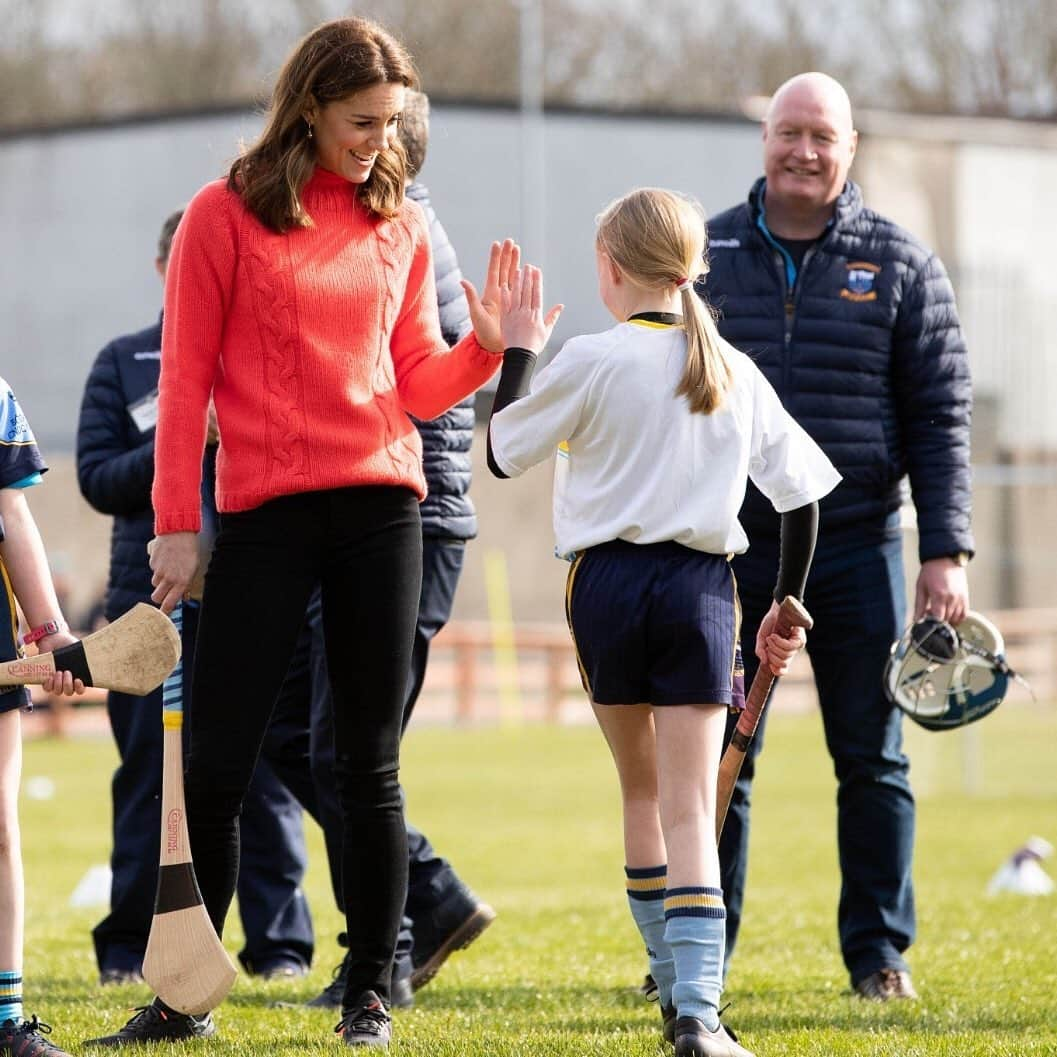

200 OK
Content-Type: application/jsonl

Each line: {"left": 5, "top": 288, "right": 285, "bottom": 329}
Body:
{"left": 2, "top": 101, "right": 1055, "bottom": 619}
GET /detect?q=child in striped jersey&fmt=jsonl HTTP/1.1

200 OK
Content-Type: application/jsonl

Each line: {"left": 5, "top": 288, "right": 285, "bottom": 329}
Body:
{"left": 0, "top": 378, "right": 85, "bottom": 1057}
{"left": 486, "top": 189, "right": 840, "bottom": 1057}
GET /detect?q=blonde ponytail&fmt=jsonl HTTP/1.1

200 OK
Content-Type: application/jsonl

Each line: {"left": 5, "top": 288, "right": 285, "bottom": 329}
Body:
{"left": 596, "top": 188, "right": 731, "bottom": 415}
{"left": 676, "top": 272, "right": 730, "bottom": 415}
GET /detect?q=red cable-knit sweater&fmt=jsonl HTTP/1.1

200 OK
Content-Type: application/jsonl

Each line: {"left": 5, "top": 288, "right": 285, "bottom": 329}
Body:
{"left": 152, "top": 167, "right": 501, "bottom": 534}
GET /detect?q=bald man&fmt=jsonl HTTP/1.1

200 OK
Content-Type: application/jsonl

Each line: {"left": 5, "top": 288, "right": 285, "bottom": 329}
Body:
{"left": 696, "top": 73, "right": 973, "bottom": 1001}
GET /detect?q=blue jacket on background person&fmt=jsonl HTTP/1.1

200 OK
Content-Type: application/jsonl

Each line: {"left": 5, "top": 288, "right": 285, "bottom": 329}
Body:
{"left": 406, "top": 181, "right": 477, "bottom": 542}
{"left": 75, "top": 318, "right": 162, "bottom": 621}
{"left": 699, "top": 74, "right": 974, "bottom": 1003}
{"left": 700, "top": 176, "right": 974, "bottom": 562}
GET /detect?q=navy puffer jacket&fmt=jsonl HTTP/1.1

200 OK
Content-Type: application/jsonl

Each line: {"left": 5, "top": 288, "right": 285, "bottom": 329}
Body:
{"left": 77, "top": 319, "right": 219, "bottom": 621}
{"left": 406, "top": 182, "right": 478, "bottom": 540}
{"left": 76, "top": 320, "right": 163, "bottom": 622}
{"left": 700, "top": 178, "right": 973, "bottom": 562}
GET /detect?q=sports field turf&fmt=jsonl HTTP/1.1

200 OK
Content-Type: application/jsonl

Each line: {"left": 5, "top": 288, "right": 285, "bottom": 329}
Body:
{"left": 19, "top": 701, "right": 1057, "bottom": 1055}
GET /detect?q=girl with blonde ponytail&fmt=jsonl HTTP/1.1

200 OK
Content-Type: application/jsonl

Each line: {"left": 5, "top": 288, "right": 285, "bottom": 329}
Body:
{"left": 595, "top": 188, "right": 732, "bottom": 414}
{"left": 486, "top": 188, "right": 841, "bottom": 1057}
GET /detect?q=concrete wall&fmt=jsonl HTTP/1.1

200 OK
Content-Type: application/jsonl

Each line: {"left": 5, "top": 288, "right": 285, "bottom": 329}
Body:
{"left": 0, "top": 104, "right": 760, "bottom": 452}
{"left": 5, "top": 104, "right": 1057, "bottom": 620}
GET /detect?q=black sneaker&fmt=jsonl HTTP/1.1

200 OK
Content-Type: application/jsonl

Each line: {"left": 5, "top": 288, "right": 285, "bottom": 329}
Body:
{"left": 307, "top": 940, "right": 350, "bottom": 1009}
{"left": 334, "top": 992, "right": 390, "bottom": 1049}
{"left": 83, "top": 1003, "right": 216, "bottom": 1047}
{"left": 673, "top": 1016, "right": 754, "bottom": 1057}
{"left": 1, "top": 1016, "right": 74, "bottom": 1057}
{"left": 306, "top": 940, "right": 411, "bottom": 1012}
{"left": 410, "top": 901, "right": 496, "bottom": 990}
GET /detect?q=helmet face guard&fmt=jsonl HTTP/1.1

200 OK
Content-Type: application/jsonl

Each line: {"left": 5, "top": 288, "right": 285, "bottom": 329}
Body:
{"left": 883, "top": 612, "right": 1011, "bottom": 731}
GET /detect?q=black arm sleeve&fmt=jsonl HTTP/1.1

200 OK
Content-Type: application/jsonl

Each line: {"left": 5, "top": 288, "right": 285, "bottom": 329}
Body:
{"left": 486, "top": 347, "right": 537, "bottom": 479}
{"left": 774, "top": 501, "right": 819, "bottom": 602}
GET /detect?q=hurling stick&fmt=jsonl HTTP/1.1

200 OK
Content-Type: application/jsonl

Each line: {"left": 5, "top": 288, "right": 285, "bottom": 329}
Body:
{"left": 0, "top": 603, "right": 180, "bottom": 695}
{"left": 142, "top": 603, "right": 238, "bottom": 1016}
{"left": 716, "top": 595, "right": 813, "bottom": 839}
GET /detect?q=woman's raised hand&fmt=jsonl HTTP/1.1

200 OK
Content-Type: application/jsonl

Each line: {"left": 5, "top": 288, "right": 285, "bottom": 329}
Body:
{"left": 462, "top": 239, "right": 553, "bottom": 353}
{"left": 500, "top": 265, "right": 563, "bottom": 354}
{"left": 462, "top": 239, "right": 519, "bottom": 353}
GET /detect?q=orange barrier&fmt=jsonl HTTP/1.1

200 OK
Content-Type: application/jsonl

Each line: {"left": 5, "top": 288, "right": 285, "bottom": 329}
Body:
{"left": 22, "top": 609, "right": 1057, "bottom": 736}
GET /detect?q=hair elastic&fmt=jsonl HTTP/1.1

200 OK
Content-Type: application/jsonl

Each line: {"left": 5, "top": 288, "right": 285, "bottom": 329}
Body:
{"left": 675, "top": 277, "right": 692, "bottom": 291}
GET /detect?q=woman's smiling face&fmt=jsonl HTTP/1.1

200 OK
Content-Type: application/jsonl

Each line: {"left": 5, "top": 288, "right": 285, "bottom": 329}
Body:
{"left": 306, "top": 82, "right": 406, "bottom": 184}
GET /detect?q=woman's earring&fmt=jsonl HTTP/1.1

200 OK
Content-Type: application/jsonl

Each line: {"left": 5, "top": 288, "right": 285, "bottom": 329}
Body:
{"left": 306, "top": 120, "right": 314, "bottom": 140}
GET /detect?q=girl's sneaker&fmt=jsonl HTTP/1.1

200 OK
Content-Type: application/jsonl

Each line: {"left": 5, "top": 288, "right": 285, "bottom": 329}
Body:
{"left": 1, "top": 1015, "right": 74, "bottom": 1057}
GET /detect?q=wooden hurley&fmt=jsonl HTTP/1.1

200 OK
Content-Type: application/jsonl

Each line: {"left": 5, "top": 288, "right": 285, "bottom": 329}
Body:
{"left": 0, "top": 602, "right": 180, "bottom": 695}
{"left": 715, "top": 595, "right": 813, "bottom": 839}
{"left": 142, "top": 603, "right": 238, "bottom": 1016}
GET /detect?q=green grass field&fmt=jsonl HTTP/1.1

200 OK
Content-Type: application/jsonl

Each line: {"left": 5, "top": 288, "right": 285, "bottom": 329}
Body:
{"left": 18, "top": 702, "right": 1057, "bottom": 1056}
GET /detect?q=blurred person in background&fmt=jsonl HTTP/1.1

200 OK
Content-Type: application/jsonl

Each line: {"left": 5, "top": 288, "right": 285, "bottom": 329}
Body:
{"left": 76, "top": 209, "right": 314, "bottom": 988}
{"left": 700, "top": 72, "right": 973, "bottom": 1001}
{"left": 301, "top": 87, "right": 495, "bottom": 1013}
{"left": 85, "top": 16, "right": 514, "bottom": 1050}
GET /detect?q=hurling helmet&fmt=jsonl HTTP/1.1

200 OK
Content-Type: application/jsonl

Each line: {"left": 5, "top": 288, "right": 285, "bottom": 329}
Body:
{"left": 883, "top": 611, "right": 1020, "bottom": 731}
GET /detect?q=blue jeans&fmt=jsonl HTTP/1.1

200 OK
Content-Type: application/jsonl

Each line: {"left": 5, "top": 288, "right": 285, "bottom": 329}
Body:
{"left": 722, "top": 526, "right": 914, "bottom": 985}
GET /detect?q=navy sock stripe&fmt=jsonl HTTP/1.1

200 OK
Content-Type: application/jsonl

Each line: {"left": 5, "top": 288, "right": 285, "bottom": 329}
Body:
{"left": 626, "top": 863, "right": 667, "bottom": 902}
{"left": 0, "top": 969, "right": 22, "bottom": 1023}
{"left": 624, "top": 865, "right": 668, "bottom": 879}
{"left": 664, "top": 905, "right": 727, "bottom": 919}
{"left": 665, "top": 885, "right": 726, "bottom": 921}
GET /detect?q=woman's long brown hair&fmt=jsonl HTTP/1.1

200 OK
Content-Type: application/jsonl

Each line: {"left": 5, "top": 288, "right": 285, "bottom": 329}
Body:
{"left": 229, "top": 17, "right": 418, "bottom": 232}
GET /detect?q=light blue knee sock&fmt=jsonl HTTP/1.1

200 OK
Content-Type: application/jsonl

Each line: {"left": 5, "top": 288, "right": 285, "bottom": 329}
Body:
{"left": 625, "top": 865, "right": 675, "bottom": 1007}
{"left": 0, "top": 970, "right": 23, "bottom": 1025}
{"left": 664, "top": 887, "right": 725, "bottom": 1030}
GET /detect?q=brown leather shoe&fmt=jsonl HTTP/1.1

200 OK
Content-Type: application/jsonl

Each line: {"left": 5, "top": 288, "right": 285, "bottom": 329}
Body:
{"left": 854, "top": 968, "right": 919, "bottom": 1001}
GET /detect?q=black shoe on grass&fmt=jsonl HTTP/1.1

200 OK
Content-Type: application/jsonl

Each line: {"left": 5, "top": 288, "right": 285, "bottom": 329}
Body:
{"left": 307, "top": 947, "right": 350, "bottom": 1009}
{"left": 335, "top": 992, "right": 390, "bottom": 1049}
{"left": 307, "top": 949, "right": 412, "bottom": 1011}
{"left": 84, "top": 1003, "right": 216, "bottom": 1047}
{"left": 410, "top": 902, "right": 496, "bottom": 990}
{"left": 673, "top": 1016, "right": 754, "bottom": 1057}
{"left": 1, "top": 1016, "right": 74, "bottom": 1057}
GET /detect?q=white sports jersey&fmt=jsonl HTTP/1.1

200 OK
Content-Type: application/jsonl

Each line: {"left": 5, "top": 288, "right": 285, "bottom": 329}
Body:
{"left": 489, "top": 319, "right": 841, "bottom": 558}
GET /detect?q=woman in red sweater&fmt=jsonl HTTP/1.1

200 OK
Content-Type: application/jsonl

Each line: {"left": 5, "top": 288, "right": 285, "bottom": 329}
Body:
{"left": 86, "top": 17, "right": 511, "bottom": 1053}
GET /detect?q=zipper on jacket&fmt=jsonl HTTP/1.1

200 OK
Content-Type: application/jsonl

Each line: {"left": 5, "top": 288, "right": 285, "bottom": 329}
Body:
{"left": 767, "top": 248, "right": 794, "bottom": 398}
{"left": 755, "top": 193, "right": 834, "bottom": 401}
{"left": 780, "top": 245, "right": 820, "bottom": 397}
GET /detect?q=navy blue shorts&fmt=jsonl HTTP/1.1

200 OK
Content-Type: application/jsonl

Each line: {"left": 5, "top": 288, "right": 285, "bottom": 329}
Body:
{"left": 565, "top": 539, "right": 745, "bottom": 708}
{"left": 0, "top": 559, "right": 30, "bottom": 714}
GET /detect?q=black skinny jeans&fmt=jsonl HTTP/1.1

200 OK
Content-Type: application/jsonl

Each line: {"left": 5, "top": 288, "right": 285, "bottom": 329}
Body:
{"left": 183, "top": 485, "right": 422, "bottom": 1009}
